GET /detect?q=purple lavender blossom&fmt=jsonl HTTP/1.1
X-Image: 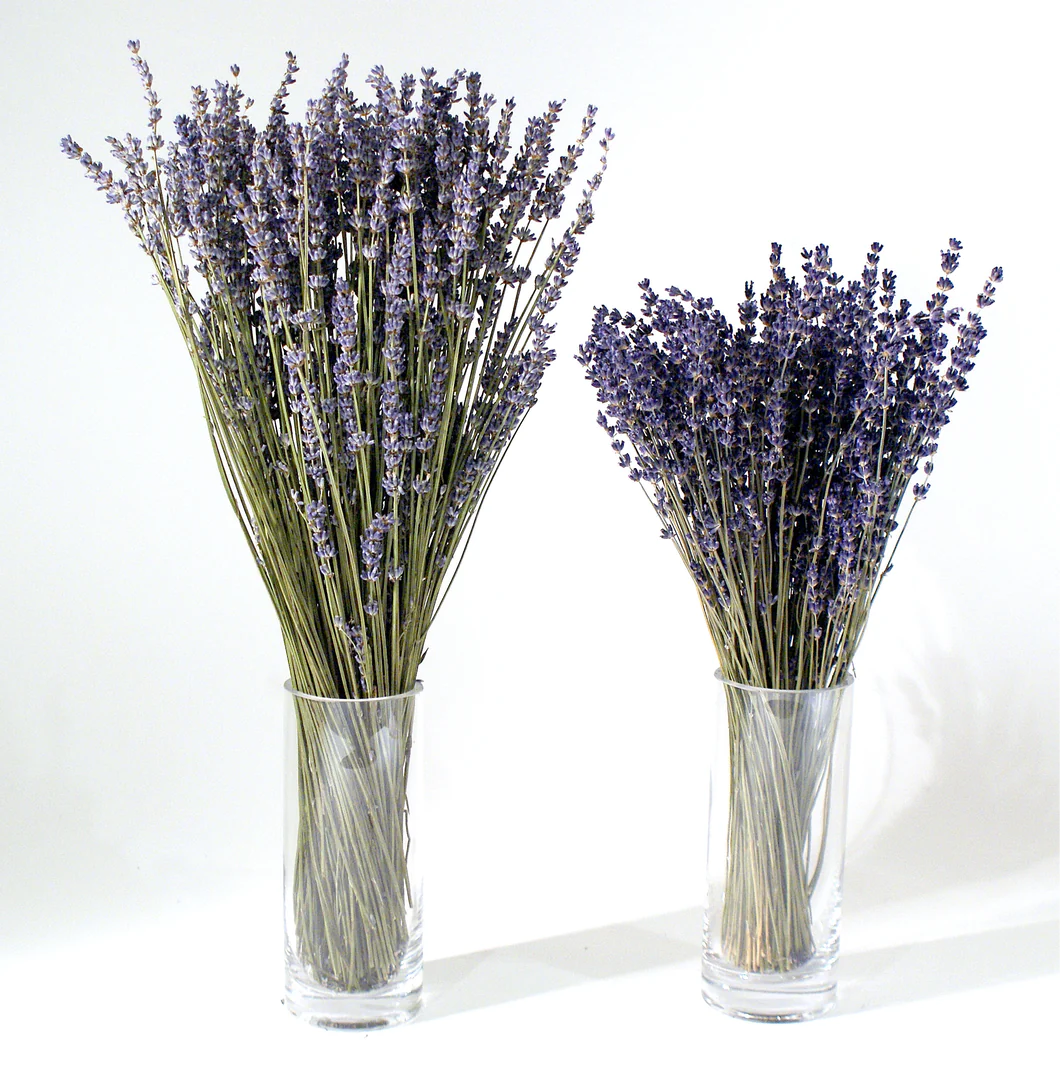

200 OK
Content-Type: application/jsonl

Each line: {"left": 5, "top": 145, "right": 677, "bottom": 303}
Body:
{"left": 359, "top": 511, "right": 394, "bottom": 582}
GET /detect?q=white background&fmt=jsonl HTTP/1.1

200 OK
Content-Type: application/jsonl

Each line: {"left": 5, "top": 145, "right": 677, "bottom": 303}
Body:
{"left": 0, "top": 0, "right": 1056, "bottom": 1078}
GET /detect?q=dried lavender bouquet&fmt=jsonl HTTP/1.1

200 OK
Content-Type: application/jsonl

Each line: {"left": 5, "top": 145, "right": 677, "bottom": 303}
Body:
{"left": 580, "top": 242, "right": 1001, "bottom": 973}
{"left": 64, "top": 43, "right": 609, "bottom": 994}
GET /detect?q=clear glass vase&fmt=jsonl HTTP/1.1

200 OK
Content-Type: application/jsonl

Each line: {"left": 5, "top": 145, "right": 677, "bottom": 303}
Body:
{"left": 701, "top": 670, "right": 854, "bottom": 1022}
{"left": 283, "top": 681, "right": 423, "bottom": 1029}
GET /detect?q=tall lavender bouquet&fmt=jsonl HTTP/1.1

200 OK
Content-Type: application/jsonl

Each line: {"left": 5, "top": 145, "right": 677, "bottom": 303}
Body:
{"left": 580, "top": 243, "right": 1000, "bottom": 976}
{"left": 64, "top": 43, "right": 609, "bottom": 996}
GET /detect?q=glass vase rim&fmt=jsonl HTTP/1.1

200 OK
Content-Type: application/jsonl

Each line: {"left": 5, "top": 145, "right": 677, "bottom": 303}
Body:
{"left": 713, "top": 668, "right": 854, "bottom": 695}
{"left": 283, "top": 679, "right": 424, "bottom": 705}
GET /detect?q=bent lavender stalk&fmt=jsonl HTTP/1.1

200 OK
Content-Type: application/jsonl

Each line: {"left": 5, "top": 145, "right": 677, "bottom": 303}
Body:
{"left": 63, "top": 42, "right": 610, "bottom": 1015}
{"left": 579, "top": 242, "right": 1001, "bottom": 1006}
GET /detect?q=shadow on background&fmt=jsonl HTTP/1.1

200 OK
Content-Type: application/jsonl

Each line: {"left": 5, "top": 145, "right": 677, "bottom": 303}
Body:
{"left": 837, "top": 920, "right": 1059, "bottom": 1015}
{"left": 844, "top": 651, "right": 1058, "bottom": 913}
{"left": 422, "top": 908, "right": 701, "bottom": 1020}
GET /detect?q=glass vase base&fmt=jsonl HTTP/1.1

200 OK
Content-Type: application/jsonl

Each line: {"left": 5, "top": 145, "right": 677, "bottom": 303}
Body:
{"left": 701, "top": 957, "right": 836, "bottom": 1022}
{"left": 284, "top": 973, "right": 422, "bottom": 1030}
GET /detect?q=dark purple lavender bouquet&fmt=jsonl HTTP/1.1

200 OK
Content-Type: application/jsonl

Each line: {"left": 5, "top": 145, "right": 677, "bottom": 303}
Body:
{"left": 580, "top": 243, "right": 1000, "bottom": 989}
{"left": 64, "top": 43, "right": 609, "bottom": 1004}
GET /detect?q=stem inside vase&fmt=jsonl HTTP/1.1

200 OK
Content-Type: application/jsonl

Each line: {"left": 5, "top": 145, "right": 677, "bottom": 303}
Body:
{"left": 719, "top": 684, "right": 842, "bottom": 973}
{"left": 292, "top": 693, "right": 415, "bottom": 992}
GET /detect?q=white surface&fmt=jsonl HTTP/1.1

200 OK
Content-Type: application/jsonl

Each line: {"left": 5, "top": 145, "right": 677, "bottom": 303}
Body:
{"left": 0, "top": 0, "right": 1057, "bottom": 1073}
{"left": 0, "top": 882, "right": 1056, "bottom": 1080}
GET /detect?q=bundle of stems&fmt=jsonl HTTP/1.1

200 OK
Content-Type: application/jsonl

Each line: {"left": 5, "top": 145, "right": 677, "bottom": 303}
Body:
{"left": 580, "top": 242, "right": 1000, "bottom": 970}
{"left": 290, "top": 689, "right": 417, "bottom": 990}
{"left": 64, "top": 43, "right": 609, "bottom": 991}
{"left": 717, "top": 679, "right": 847, "bottom": 970}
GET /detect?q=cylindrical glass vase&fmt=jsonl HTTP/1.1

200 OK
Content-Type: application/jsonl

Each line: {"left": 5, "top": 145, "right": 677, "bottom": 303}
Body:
{"left": 283, "top": 681, "right": 423, "bottom": 1029}
{"left": 701, "top": 670, "right": 854, "bottom": 1022}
